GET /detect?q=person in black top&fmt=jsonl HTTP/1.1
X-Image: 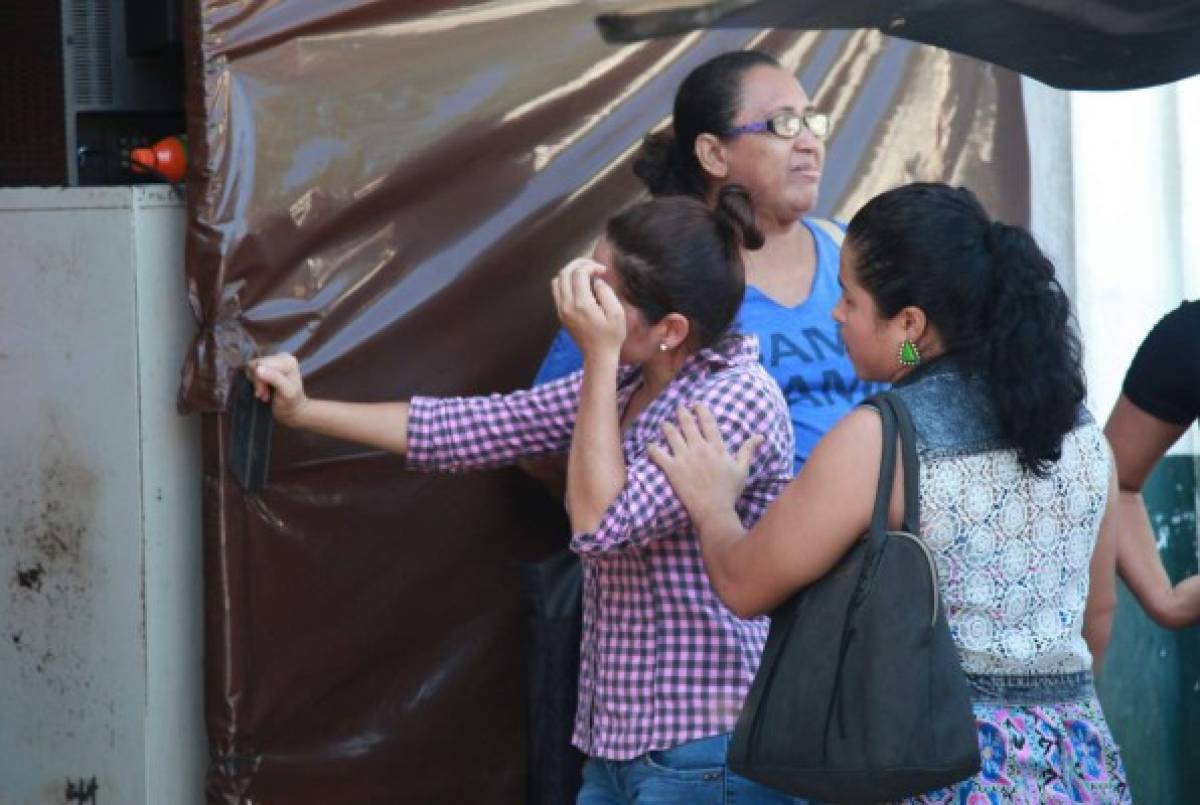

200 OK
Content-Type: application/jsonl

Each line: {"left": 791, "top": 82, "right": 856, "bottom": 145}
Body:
{"left": 1104, "top": 300, "right": 1200, "bottom": 628}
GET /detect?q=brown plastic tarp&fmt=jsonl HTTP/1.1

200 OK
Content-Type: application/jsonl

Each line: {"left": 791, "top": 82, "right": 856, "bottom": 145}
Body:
{"left": 180, "top": 2, "right": 1030, "bottom": 802}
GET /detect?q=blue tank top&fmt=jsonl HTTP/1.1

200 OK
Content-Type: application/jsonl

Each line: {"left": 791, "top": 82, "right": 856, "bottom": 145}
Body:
{"left": 531, "top": 219, "right": 885, "bottom": 472}
{"left": 736, "top": 219, "right": 886, "bottom": 471}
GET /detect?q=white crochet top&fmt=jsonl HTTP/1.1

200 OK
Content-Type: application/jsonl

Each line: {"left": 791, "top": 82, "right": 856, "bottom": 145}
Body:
{"left": 918, "top": 422, "right": 1111, "bottom": 676}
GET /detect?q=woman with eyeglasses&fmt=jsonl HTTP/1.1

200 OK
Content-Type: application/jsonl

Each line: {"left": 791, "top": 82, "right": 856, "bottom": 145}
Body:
{"left": 534, "top": 50, "right": 880, "bottom": 476}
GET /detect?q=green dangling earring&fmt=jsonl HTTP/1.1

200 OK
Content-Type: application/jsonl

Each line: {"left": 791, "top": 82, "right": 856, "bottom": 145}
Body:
{"left": 898, "top": 339, "right": 921, "bottom": 367}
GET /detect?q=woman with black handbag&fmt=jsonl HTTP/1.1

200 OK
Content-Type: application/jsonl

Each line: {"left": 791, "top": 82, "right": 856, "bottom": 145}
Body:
{"left": 651, "top": 183, "right": 1131, "bottom": 802}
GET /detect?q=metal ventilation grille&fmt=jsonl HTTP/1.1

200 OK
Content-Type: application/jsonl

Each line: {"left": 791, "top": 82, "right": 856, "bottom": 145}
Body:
{"left": 69, "top": 0, "right": 112, "bottom": 106}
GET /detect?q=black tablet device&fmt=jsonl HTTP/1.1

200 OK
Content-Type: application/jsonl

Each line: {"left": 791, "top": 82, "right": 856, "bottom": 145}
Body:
{"left": 228, "top": 372, "right": 273, "bottom": 493}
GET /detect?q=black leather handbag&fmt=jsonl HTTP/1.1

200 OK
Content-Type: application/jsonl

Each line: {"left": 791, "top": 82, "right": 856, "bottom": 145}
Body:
{"left": 727, "top": 393, "right": 981, "bottom": 803}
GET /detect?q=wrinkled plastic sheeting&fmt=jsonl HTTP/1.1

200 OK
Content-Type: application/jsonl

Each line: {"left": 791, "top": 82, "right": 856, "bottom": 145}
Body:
{"left": 181, "top": 2, "right": 1030, "bottom": 802}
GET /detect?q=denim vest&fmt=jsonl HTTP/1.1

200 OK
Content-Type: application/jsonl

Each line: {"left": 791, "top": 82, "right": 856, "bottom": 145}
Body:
{"left": 888, "top": 358, "right": 1095, "bottom": 459}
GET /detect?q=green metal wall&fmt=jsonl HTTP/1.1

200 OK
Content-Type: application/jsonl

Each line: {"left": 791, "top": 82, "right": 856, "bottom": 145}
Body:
{"left": 1097, "top": 455, "right": 1200, "bottom": 804}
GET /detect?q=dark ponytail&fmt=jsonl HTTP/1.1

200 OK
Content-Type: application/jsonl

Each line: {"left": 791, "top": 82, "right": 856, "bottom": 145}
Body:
{"left": 846, "top": 183, "right": 1085, "bottom": 475}
{"left": 606, "top": 190, "right": 762, "bottom": 348}
{"left": 633, "top": 50, "right": 780, "bottom": 199}
{"left": 714, "top": 184, "right": 765, "bottom": 250}
{"left": 980, "top": 221, "right": 1085, "bottom": 473}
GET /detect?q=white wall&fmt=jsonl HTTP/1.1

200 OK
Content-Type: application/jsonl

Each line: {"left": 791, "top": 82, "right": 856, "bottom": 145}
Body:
{"left": 0, "top": 186, "right": 205, "bottom": 804}
{"left": 1025, "top": 76, "right": 1200, "bottom": 455}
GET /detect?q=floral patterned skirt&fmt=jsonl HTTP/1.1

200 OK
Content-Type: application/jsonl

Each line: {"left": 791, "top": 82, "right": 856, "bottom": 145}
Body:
{"left": 902, "top": 676, "right": 1130, "bottom": 804}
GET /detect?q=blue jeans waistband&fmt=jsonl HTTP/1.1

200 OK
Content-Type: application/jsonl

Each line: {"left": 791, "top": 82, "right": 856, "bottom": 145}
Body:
{"left": 965, "top": 671, "right": 1095, "bottom": 705}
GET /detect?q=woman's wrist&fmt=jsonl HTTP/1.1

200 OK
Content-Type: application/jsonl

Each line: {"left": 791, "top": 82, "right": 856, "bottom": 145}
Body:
{"left": 277, "top": 396, "right": 314, "bottom": 429}
{"left": 580, "top": 347, "right": 621, "bottom": 372}
{"left": 693, "top": 503, "right": 743, "bottom": 544}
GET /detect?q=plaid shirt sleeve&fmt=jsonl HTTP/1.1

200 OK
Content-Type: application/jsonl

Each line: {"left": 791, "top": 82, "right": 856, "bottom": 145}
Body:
{"left": 406, "top": 371, "right": 580, "bottom": 472}
{"left": 570, "top": 366, "right": 793, "bottom": 556}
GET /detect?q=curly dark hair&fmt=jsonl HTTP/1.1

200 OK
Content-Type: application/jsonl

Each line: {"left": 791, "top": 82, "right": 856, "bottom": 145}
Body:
{"left": 846, "top": 182, "right": 1086, "bottom": 475}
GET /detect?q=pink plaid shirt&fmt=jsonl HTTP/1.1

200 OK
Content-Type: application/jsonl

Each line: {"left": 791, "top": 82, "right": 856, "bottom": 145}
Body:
{"left": 407, "top": 333, "right": 793, "bottom": 760}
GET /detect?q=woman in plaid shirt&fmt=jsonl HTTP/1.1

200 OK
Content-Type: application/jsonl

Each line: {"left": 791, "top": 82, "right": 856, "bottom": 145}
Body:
{"left": 251, "top": 190, "right": 804, "bottom": 803}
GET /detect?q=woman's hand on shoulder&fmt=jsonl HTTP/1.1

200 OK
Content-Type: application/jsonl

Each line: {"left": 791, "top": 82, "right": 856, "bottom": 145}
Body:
{"left": 248, "top": 352, "right": 310, "bottom": 427}
{"left": 552, "top": 258, "right": 625, "bottom": 363}
{"left": 648, "top": 402, "right": 889, "bottom": 618}
{"left": 648, "top": 403, "right": 764, "bottom": 529}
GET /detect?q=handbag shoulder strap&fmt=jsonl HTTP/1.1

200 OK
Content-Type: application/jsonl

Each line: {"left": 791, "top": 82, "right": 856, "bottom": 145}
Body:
{"left": 864, "top": 395, "right": 899, "bottom": 537}
{"left": 878, "top": 392, "right": 921, "bottom": 534}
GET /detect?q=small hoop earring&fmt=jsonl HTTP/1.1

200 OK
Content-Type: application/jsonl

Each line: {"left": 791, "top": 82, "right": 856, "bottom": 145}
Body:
{"left": 898, "top": 339, "right": 921, "bottom": 367}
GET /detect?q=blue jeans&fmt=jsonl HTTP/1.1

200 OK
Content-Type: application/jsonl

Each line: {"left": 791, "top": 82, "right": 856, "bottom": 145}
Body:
{"left": 576, "top": 733, "right": 805, "bottom": 804}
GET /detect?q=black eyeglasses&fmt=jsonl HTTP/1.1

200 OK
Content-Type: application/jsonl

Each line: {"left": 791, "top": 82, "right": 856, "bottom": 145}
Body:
{"left": 726, "top": 109, "right": 831, "bottom": 140}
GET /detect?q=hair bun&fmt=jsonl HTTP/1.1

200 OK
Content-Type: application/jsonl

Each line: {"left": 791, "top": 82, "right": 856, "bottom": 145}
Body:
{"left": 714, "top": 184, "right": 764, "bottom": 250}
{"left": 633, "top": 130, "right": 692, "bottom": 197}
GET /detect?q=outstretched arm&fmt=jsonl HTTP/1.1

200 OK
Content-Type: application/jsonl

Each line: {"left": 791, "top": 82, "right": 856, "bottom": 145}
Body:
{"left": 251, "top": 353, "right": 411, "bottom": 454}
{"left": 251, "top": 352, "right": 577, "bottom": 469}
